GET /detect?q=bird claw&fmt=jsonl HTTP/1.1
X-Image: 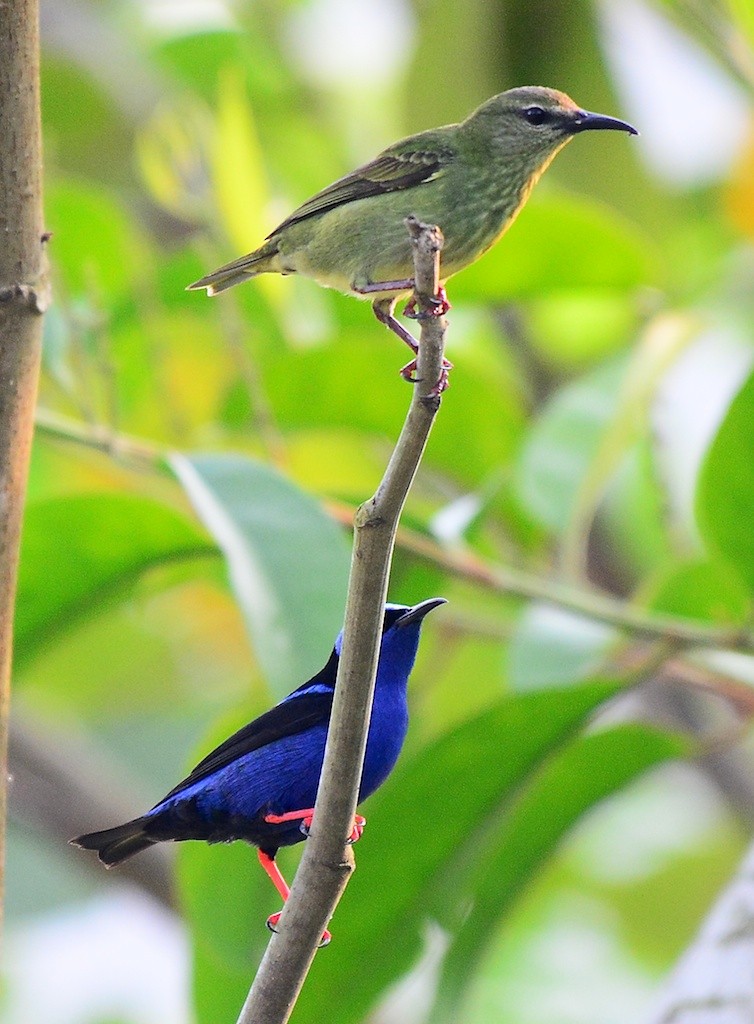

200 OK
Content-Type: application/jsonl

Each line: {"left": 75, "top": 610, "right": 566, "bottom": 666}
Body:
{"left": 346, "top": 815, "right": 366, "bottom": 845}
{"left": 399, "top": 358, "right": 453, "bottom": 394}
{"left": 403, "top": 286, "right": 451, "bottom": 320}
{"left": 266, "top": 911, "right": 331, "bottom": 947}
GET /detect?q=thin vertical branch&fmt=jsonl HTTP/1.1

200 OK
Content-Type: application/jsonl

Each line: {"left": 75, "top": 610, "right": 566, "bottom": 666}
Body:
{"left": 0, "top": 0, "right": 48, "bottom": 925}
{"left": 236, "top": 217, "right": 447, "bottom": 1024}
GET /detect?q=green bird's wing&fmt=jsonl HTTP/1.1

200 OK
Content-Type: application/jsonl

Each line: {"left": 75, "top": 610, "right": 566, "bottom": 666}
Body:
{"left": 267, "top": 135, "right": 455, "bottom": 238}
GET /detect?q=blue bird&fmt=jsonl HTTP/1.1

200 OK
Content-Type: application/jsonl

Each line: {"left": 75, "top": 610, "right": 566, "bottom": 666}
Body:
{"left": 71, "top": 598, "right": 445, "bottom": 943}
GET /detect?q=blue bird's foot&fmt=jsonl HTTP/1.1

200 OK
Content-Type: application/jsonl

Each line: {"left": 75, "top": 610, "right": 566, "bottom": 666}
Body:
{"left": 264, "top": 807, "right": 315, "bottom": 836}
{"left": 264, "top": 809, "right": 367, "bottom": 844}
{"left": 266, "top": 911, "right": 331, "bottom": 947}
{"left": 346, "top": 815, "right": 366, "bottom": 845}
{"left": 258, "top": 848, "right": 332, "bottom": 947}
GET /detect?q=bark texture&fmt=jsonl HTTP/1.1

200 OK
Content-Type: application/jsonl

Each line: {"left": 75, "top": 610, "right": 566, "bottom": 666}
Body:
{"left": 0, "top": 0, "right": 48, "bottom": 921}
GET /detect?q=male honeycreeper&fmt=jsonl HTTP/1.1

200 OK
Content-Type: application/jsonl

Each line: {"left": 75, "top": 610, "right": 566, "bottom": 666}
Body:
{"left": 188, "top": 86, "right": 637, "bottom": 389}
{"left": 71, "top": 599, "right": 445, "bottom": 944}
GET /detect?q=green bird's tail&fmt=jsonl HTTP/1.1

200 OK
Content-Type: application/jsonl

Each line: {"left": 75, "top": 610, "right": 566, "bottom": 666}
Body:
{"left": 187, "top": 239, "right": 280, "bottom": 295}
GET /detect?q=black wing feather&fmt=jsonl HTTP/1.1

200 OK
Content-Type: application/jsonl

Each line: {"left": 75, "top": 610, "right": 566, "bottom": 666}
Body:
{"left": 163, "top": 651, "right": 338, "bottom": 800}
{"left": 267, "top": 142, "right": 454, "bottom": 238}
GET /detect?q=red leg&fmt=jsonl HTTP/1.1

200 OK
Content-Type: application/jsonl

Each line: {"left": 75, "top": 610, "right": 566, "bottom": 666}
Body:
{"left": 264, "top": 808, "right": 366, "bottom": 843}
{"left": 372, "top": 297, "right": 453, "bottom": 393}
{"left": 258, "top": 848, "right": 289, "bottom": 902}
{"left": 258, "top": 848, "right": 331, "bottom": 947}
{"left": 264, "top": 807, "right": 315, "bottom": 833}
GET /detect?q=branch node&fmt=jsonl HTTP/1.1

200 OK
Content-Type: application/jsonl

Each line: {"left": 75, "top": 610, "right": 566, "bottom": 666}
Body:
{"left": 0, "top": 281, "right": 50, "bottom": 314}
{"left": 420, "top": 393, "right": 442, "bottom": 413}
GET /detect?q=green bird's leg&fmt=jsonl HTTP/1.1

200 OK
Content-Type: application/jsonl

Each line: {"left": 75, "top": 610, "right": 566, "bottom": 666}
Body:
{"left": 370, "top": 296, "right": 419, "bottom": 354}
{"left": 370, "top": 295, "right": 453, "bottom": 394}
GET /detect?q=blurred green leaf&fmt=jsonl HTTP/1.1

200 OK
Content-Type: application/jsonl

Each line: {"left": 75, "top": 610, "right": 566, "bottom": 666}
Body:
{"left": 212, "top": 68, "right": 270, "bottom": 253}
{"left": 513, "top": 357, "right": 626, "bottom": 533}
{"left": 15, "top": 494, "right": 216, "bottom": 668}
{"left": 259, "top": 319, "right": 524, "bottom": 488}
{"left": 429, "top": 724, "right": 689, "bottom": 1023}
{"left": 726, "top": 0, "right": 754, "bottom": 52}
{"left": 154, "top": 31, "right": 254, "bottom": 102}
{"left": 191, "top": 941, "right": 252, "bottom": 1024}
{"left": 41, "top": 305, "right": 76, "bottom": 394}
{"left": 137, "top": 98, "right": 213, "bottom": 222}
{"left": 527, "top": 290, "right": 637, "bottom": 368}
{"left": 508, "top": 604, "right": 618, "bottom": 692}
{"left": 170, "top": 453, "right": 350, "bottom": 696}
{"left": 41, "top": 57, "right": 133, "bottom": 184}
{"left": 46, "top": 182, "right": 149, "bottom": 299}
{"left": 294, "top": 681, "right": 621, "bottom": 1024}
{"left": 641, "top": 558, "right": 751, "bottom": 624}
{"left": 696, "top": 368, "right": 754, "bottom": 590}
{"left": 601, "top": 441, "right": 675, "bottom": 588}
{"left": 452, "top": 191, "right": 656, "bottom": 302}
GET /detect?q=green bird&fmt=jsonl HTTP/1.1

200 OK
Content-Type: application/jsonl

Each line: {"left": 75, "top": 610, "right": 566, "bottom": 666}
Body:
{"left": 188, "top": 86, "right": 637, "bottom": 390}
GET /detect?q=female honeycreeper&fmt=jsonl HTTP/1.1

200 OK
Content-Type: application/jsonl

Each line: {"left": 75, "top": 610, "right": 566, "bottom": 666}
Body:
{"left": 71, "top": 599, "right": 445, "bottom": 944}
{"left": 188, "top": 86, "right": 637, "bottom": 389}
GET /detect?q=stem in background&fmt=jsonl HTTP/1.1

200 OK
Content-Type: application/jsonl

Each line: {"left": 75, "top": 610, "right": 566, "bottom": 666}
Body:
{"left": 0, "top": 0, "right": 47, "bottom": 927}
{"left": 235, "top": 217, "right": 447, "bottom": 1024}
{"left": 32, "top": 408, "right": 754, "bottom": 657}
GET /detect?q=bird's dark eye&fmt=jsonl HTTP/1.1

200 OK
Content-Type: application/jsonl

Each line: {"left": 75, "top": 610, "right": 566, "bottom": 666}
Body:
{"left": 523, "top": 106, "right": 548, "bottom": 126}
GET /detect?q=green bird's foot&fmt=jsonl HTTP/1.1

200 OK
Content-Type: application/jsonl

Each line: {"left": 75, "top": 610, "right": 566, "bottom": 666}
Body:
{"left": 400, "top": 356, "right": 453, "bottom": 395}
{"left": 403, "top": 285, "right": 451, "bottom": 320}
{"left": 371, "top": 295, "right": 452, "bottom": 394}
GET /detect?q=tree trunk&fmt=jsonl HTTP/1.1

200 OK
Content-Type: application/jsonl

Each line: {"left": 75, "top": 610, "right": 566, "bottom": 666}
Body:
{"left": 0, "top": 0, "right": 48, "bottom": 926}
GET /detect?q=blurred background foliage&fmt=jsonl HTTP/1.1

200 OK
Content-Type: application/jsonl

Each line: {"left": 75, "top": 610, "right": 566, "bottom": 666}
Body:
{"left": 6, "top": 1, "right": 754, "bottom": 1022}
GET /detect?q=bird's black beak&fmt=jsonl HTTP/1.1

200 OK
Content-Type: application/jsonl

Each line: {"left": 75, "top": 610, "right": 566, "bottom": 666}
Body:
{"left": 396, "top": 597, "right": 447, "bottom": 627}
{"left": 570, "top": 110, "right": 638, "bottom": 136}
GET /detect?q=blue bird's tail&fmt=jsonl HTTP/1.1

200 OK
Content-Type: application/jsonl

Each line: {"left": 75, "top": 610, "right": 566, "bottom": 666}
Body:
{"left": 70, "top": 818, "right": 156, "bottom": 867}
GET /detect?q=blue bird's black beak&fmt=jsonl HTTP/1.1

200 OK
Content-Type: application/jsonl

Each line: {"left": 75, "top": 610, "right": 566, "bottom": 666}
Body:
{"left": 570, "top": 110, "right": 638, "bottom": 136}
{"left": 396, "top": 597, "right": 447, "bottom": 627}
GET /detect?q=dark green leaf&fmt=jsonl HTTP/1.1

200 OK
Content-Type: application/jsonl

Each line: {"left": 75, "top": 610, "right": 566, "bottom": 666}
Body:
{"left": 15, "top": 495, "right": 216, "bottom": 667}
{"left": 429, "top": 724, "right": 689, "bottom": 1023}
